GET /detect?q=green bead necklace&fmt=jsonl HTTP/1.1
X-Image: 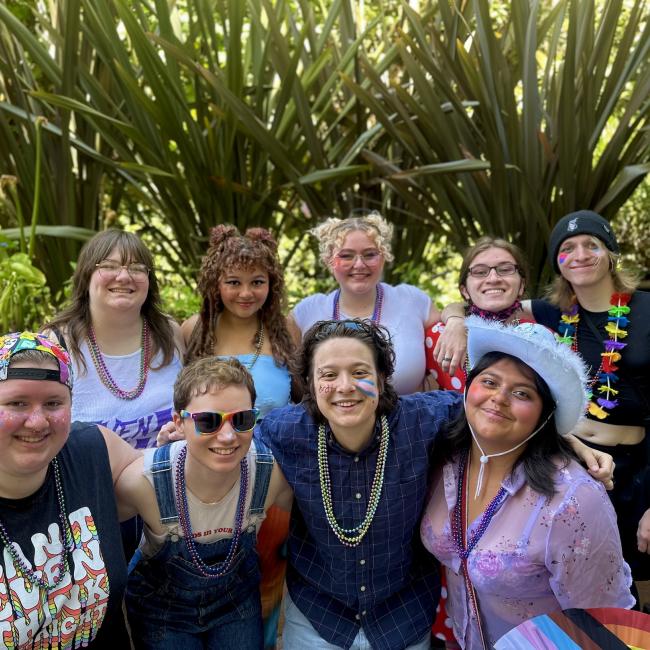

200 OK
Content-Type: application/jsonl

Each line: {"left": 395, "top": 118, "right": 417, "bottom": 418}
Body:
{"left": 317, "top": 415, "right": 390, "bottom": 547}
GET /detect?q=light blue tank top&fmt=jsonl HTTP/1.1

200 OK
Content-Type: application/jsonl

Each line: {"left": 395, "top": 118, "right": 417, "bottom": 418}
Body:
{"left": 217, "top": 354, "right": 291, "bottom": 418}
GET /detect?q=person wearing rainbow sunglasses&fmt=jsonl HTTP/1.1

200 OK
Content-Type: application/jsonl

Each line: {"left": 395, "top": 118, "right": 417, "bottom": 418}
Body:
{"left": 118, "top": 356, "right": 292, "bottom": 648}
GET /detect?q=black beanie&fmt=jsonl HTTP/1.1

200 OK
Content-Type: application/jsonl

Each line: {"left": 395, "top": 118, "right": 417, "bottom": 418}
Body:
{"left": 548, "top": 210, "right": 619, "bottom": 272}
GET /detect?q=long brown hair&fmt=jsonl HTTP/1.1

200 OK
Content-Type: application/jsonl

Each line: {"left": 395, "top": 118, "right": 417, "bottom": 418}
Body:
{"left": 46, "top": 230, "right": 176, "bottom": 371}
{"left": 185, "top": 225, "right": 296, "bottom": 374}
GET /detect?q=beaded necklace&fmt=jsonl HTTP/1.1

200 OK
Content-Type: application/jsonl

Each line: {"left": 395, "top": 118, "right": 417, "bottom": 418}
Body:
{"left": 246, "top": 321, "right": 264, "bottom": 370}
{"left": 451, "top": 450, "right": 508, "bottom": 561}
{"left": 0, "top": 457, "right": 74, "bottom": 590}
{"left": 467, "top": 300, "right": 522, "bottom": 322}
{"left": 174, "top": 445, "right": 248, "bottom": 578}
{"left": 318, "top": 415, "right": 390, "bottom": 547}
{"left": 87, "top": 319, "right": 151, "bottom": 400}
{"left": 332, "top": 284, "right": 384, "bottom": 324}
{"left": 557, "top": 293, "right": 630, "bottom": 420}
{"left": 451, "top": 450, "right": 501, "bottom": 649}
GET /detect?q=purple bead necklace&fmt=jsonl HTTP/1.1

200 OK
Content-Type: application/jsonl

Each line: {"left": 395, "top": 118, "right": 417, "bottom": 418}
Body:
{"left": 332, "top": 284, "right": 384, "bottom": 324}
{"left": 451, "top": 450, "right": 507, "bottom": 560}
{"left": 0, "top": 457, "right": 74, "bottom": 590}
{"left": 174, "top": 445, "right": 248, "bottom": 578}
{"left": 87, "top": 319, "right": 151, "bottom": 400}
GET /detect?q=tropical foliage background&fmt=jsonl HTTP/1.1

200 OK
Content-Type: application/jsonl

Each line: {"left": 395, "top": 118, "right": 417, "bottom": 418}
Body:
{"left": 0, "top": 0, "right": 648, "bottom": 329}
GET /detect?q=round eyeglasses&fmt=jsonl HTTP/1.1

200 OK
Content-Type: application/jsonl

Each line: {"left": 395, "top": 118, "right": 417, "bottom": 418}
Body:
{"left": 333, "top": 250, "right": 383, "bottom": 268}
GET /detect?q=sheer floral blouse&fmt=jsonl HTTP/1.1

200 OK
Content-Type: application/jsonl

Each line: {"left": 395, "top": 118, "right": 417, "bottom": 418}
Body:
{"left": 420, "top": 457, "right": 634, "bottom": 649}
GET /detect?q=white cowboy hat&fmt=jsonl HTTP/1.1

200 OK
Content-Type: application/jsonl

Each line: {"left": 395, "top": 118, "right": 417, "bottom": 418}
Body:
{"left": 466, "top": 316, "right": 589, "bottom": 435}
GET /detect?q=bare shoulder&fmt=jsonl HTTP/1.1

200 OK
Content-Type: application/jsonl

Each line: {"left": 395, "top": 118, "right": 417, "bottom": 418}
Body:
{"left": 181, "top": 313, "right": 200, "bottom": 346}
{"left": 98, "top": 425, "right": 141, "bottom": 484}
{"left": 169, "top": 317, "right": 186, "bottom": 357}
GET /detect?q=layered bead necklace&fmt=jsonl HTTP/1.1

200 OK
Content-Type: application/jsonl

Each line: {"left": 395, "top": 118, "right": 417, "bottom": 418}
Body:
{"left": 451, "top": 450, "right": 508, "bottom": 561}
{"left": 0, "top": 457, "right": 74, "bottom": 590}
{"left": 318, "top": 415, "right": 390, "bottom": 547}
{"left": 87, "top": 319, "right": 151, "bottom": 400}
{"left": 174, "top": 445, "right": 248, "bottom": 578}
{"left": 557, "top": 293, "right": 630, "bottom": 420}
{"left": 332, "top": 284, "right": 384, "bottom": 324}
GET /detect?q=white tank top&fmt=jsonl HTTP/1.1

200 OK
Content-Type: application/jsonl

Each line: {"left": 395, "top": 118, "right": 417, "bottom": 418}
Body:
{"left": 71, "top": 340, "right": 182, "bottom": 449}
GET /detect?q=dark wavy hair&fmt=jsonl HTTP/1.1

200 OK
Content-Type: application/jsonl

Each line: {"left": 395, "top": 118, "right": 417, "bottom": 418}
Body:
{"left": 437, "top": 351, "right": 575, "bottom": 497}
{"left": 185, "top": 225, "right": 295, "bottom": 375}
{"left": 297, "top": 319, "right": 399, "bottom": 423}
{"left": 46, "top": 230, "right": 176, "bottom": 372}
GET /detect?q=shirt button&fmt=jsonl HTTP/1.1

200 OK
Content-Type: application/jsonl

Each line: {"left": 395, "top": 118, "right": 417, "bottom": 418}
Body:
{"left": 361, "top": 610, "right": 367, "bottom": 616}
{"left": 359, "top": 559, "right": 366, "bottom": 565}
{"left": 171, "top": 534, "right": 180, "bottom": 542}
{"left": 360, "top": 585, "right": 366, "bottom": 592}
{"left": 354, "top": 456, "right": 360, "bottom": 462}
{"left": 355, "top": 493, "right": 362, "bottom": 499}
{"left": 355, "top": 614, "right": 360, "bottom": 620}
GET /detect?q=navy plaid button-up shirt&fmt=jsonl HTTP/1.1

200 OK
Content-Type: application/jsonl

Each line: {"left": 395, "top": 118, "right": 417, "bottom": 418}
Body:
{"left": 260, "top": 390, "right": 462, "bottom": 650}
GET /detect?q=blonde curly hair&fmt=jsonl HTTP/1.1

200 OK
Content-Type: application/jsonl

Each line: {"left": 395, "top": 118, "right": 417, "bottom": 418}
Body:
{"left": 309, "top": 212, "right": 395, "bottom": 265}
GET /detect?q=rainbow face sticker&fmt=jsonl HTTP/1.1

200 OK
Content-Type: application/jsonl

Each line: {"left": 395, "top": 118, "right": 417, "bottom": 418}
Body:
{"left": 355, "top": 378, "right": 378, "bottom": 399}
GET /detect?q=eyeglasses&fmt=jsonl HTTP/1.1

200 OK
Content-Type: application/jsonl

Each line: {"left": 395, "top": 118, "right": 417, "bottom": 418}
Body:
{"left": 95, "top": 261, "right": 150, "bottom": 282}
{"left": 333, "top": 250, "right": 383, "bottom": 268}
{"left": 467, "top": 263, "right": 519, "bottom": 278}
{"left": 180, "top": 408, "right": 260, "bottom": 435}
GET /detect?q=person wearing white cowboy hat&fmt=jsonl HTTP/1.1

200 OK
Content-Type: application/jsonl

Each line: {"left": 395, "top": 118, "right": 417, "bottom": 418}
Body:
{"left": 420, "top": 316, "right": 634, "bottom": 650}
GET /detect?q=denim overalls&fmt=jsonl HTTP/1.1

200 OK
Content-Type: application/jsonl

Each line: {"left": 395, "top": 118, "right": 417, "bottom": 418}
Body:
{"left": 126, "top": 441, "right": 274, "bottom": 649}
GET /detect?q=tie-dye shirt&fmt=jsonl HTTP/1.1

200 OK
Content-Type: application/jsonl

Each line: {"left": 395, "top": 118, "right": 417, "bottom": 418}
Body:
{"left": 420, "top": 457, "right": 634, "bottom": 648}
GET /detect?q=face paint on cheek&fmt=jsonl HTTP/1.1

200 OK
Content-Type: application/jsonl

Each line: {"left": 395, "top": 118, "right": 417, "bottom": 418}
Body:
{"left": 355, "top": 378, "right": 378, "bottom": 399}
{"left": 558, "top": 253, "right": 568, "bottom": 265}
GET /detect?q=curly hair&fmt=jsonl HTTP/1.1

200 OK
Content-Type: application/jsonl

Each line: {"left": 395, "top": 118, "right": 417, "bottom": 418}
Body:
{"left": 185, "top": 225, "right": 295, "bottom": 374}
{"left": 46, "top": 230, "right": 176, "bottom": 372}
{"left": 310, "top": 212, "right": 395, "bottom": 266}
{"left": 297, "top": 319, "right": 398, "bottom": 423}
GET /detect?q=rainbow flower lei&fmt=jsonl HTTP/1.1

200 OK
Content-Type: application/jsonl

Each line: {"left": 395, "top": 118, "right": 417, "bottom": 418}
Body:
{"left": 557, "top": 293, "right": 630, "bottom": 420}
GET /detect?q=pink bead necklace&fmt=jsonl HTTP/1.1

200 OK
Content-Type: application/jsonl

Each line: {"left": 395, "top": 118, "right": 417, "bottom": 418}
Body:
{"left": 87, "top": 319, "right": 151, "bottom": 400}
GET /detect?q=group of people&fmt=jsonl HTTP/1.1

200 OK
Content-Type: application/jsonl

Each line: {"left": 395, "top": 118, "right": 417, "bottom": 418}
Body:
{"left": 0, "top": 208, "right": 647, "bottom": 649}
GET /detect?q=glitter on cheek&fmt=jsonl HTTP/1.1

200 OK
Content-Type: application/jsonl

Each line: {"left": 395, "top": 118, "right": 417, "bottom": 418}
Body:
{"left": 0, "top": 409, "right": 24, "bottom": 429}
{"left": 46, "top": 410, "right": 71, "bottom": 427}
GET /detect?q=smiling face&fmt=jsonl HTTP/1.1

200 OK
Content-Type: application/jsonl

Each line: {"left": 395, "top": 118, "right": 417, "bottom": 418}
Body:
{"left": 218, "top": 266, "right": 270, "bottom": 320}
{"left": 312, "top": 337, "right": 380, "bottom": 446}
{"left": 329, "top": 230, "right": 385, "bottom": 295}
{"left": 556, "top": 234, "right": 611, "bottom": 289}
{"left": 0, "top": 358, "right": 71, "bottom": 489}
{"left": 465, "top": 358, "right": 544, "bottom": 454}
{"left": 175, "top": 384, "right": 254, "bottom": 484}
{"left": 88, "top": 245, "right": 149, "bottom": 314}
{"left": 460, "top": 246, "right": 524, "bottom": 312}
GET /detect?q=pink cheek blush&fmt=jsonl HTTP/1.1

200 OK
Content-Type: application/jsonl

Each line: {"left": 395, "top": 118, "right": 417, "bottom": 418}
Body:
{"left": 558, "top": 253, "right": 568, "bottom": 265}
{"left": 0, "top": 411, "right": 23, "bottom": 427}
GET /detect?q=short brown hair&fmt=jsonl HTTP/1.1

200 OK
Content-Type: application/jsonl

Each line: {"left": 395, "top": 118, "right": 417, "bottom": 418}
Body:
{"left": 173, "top": 357, "right": 256, "bottom": 412}
{"left": 297, "top": 319, "right": 398, "bottom": 423}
